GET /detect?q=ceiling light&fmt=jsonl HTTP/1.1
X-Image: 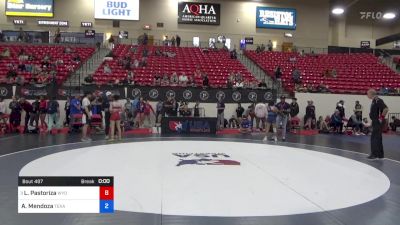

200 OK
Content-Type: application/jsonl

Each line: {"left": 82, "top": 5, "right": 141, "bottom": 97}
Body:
{"left": 383, "top": 13, "right": 396, "bottom": 19}
{"left": 332, "top": 8, "right": 344, "bottom": 15}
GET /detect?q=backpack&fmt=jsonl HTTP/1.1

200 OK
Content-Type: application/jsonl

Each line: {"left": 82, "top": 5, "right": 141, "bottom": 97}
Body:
{"left": 47, "top": 100, "right": 59, "bottom": 114}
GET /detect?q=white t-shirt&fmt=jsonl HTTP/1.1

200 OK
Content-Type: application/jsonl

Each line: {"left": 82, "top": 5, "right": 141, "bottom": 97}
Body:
{"left": 255, "top": 103, "right": 267, "bottom": 118}
{"left": 0, "top": 102, "right": 5, "bottom": 114}
{"left": 82, "top": 97, "right": 91, "bottom": 114}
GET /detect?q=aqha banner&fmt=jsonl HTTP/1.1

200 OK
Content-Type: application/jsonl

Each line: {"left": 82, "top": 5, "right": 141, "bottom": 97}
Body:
{"left": 178, "top": 2, "right": 220, "bottom": 25}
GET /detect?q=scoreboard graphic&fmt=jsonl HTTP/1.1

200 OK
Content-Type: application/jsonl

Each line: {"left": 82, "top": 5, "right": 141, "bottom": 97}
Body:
{"left": 18, "top": 177, "right": 114, "bottom": 213}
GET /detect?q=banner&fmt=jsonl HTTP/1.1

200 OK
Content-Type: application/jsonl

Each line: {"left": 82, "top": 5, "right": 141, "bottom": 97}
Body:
{"left": 16, "top": 85, "right": 50, "bottom": 100}
{"left": 94, "top": 0, "right": 139, "bottom": 21}
{"left": 6, "top": 0, "right": 54, "bottom": 17}
{"left": 161, "top": 117, "right": 217, "bottom": 135}
{"left": 256, "top": 7, "right": 297, "bottom": 30}
{"left": 0, "top": 85, "right": 13, "bottom": 99}
{"left": 57, "top": 85, "right": 125, "bottom": 100}
{"left": 178, "top": 2, "right": 220, "bottom": 25}
{"left": 127, "top": 86, "right": 276, "bottom": 103}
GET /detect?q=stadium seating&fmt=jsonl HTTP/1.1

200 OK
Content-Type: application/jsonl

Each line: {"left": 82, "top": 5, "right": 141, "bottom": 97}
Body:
{"left": 93, "top": 44, "right": 255, "bottom": 87}
{"left": 0, "top": 44, "right": 95, "bottom": 84}
{"left": 245, "top": 51, "right": 400, "bottom": 94}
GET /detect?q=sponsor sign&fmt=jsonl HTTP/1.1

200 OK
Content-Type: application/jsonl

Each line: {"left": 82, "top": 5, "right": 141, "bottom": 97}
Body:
{"left": 256, "top": 7, "right": 297, "bottom": 30}
{"left": 6, "top": 0, "right": 53, "bottom": 17}
{"left": 162, "top": 117, "right": 217, "bottom": 135}
{"left": 360, "top": 41, "right": 371, "bottom": 48}
{"left": 95, "top": 0, "right": 139, "bottom": 21}
{"left": 178, "top": 2, "right": 220, "bottom": 25}
{"left": 37, "top": 20, "right": 68, "bottom": 27}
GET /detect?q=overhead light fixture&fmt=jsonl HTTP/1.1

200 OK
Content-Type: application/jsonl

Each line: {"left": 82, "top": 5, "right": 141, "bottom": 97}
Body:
{"left": 383, "top": 12, "right": 396, "bottom": 19}
{"left": 332, "top": 8, "right": 344, "bottom": 15}
{"left": 284, "top": 33, "right": 293, "bottom": 38}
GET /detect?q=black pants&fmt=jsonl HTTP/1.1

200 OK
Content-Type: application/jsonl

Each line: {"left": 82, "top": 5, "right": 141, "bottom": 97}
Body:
{"left": 105, "top": 111, "right": 111, "bottom": 136}
{"left": 371, "top": 120, "right": 384, "bottom": 158}
{"left": 24, "top": 112, "right": 30, "bottom": 132}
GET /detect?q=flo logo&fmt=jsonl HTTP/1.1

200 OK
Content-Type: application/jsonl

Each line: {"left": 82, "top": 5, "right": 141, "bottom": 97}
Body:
{"left": 173, "top": 153, "right": 241, "bottom": 167}
{"left": 169, "top": 120, "right": 211, "bottom": 133}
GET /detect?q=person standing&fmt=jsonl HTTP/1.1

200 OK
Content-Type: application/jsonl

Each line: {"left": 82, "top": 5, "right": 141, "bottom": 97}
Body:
{"left": 255, "top": 102, "right": 267, "bottom": 131}
{"left": 46, "top": 97, "right": 59, "bottom": 133}
{"left": 81, "top": 93, "right": 92, "bottom": 142}
{"left": 236, "top": 103, "right": 244, "bottom": 121}
{"left": 155, "top": 100, "right": 163, "bottom": 123}
{"left": 102, "top": 92, "right": 112, "bottom": 139}
{"left": 367, "top": 89, "right": 388, "bottom": 160}
{"left": 39, "top": 96, "right": 47, "bottom": 129}
{"left": 216, "top": 98, "right": 225, "bottom": 130}
{"left": 354, "top": 100, "right": 363, "bottom": 121}
{"left": 9, "top": 96, "right": 22, "bottom": 131}
{"left": 64, "top": 96, "right": 70, "bottom": 127}
{"left": 176, "top": 35, "right": 181, "bottom": 47}
{"left": 290, "top": 98, "right": 299, "bottom": 118}
{"left": 275, "top": 96, "right": 291, "bottom": 141}
{"left": 109, "top": 95, "right": 123, "bottom": 141}
{"left": 19, "top": 98, "right": 32, "bottom": 133}
{"left": 69, "top": 94, "right": 82, "bottom": 132}
{"left": 193, "top": 102, "right": 200, "bottom": 117}
{"left": 263, "top": 101, "right": 278, "bottom": 142}
{"left": 304, "top": 100, "right": 316, "bottom": 129}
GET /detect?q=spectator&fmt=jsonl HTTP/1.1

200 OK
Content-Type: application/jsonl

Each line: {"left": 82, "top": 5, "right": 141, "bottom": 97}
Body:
{"left": 331, "top": 68, "right": 337, "bottom": 78}
{"left": 187, "top": 75, "right": 195, "bottom": 87}
{"left": 317, "top": 82, "right": 331, "bottom": 93}
{"left": 202, "top": 74, "right": 209, "bottom": 88}
{"left": 245, "top": 104, "right": 256, "bottom": 129}
{"left": 154, "top": 74, "right": 162, "bottom": 86}
{"left": 216, "top": 97, "right": 225, "bottom": 130}
{"left": 292, "top": 67, "right": 301, "bottom": 84}
{"left": 0, "top": 48, "right": 11, "bottom": 59}
{"left": 275, "top": 66, "right": 282, "bottom": 84}
{"left": 54, "top": 28, "right": 61, "bottom": 43}
{"left": 46, "top": 97, "right": 60, "bottom": 133}
{"left": 258, "top": 79, "right": 267, "bottom": 88}
{"left": 354, "top": 101, "right": 363, "bottom": 121}
{"left": 84, "top": 74, "right": 94, "bottom": 84}
{"left": 336, "top": 100, "right": 345, "bottom": 118}
{"left": 0, "top": 98, "right": 6, "bottom": 124}
{"left": 73, "top": 54, "right": 81, "bottom": 63}
{"left": 81, "top": 92, "right": 92, "bottom": 142}
{"left": 304, "top": 100, "right": 316, "bottom": 129}
{"left": 228, "top": 115, "right": 239, "bottom": 128}
{"left": 19, "top": 97, "right": 32, "bottom": 133}
{"left": 349, "top": 113, "right": 364, "bottom": 135}
{"left": 176, "top": 35, "right": 181, "bottom": 47}
{"left": 135, "top": 97, "right": 146, "bottom": 128}
{"left": 103, "top": 63, "right": 112, "bottom": 74}
{"left": 362, "top": 118, "right": 371, "bottom": 135}
{"left": 230, "top": 48, "right": 237, "bottom": 59}
{"left": 193, "top": 102, "right": 201, "bottom": 117}
{"left": 275, "top": 96, "right": 290, "bottom": 141}
{"left": 255, "top": 102, "right": 267, "bottom": 131}
{"left": 330, "top": 110, "right": 343, "bottom": 134}
{"left": 161, "top": 74, "right": 170, "bottom": 86}
{"left": 171, "top": 36, "right": 176, "bottom": 46}
{"left": 390, "top": 116, "right": 400, "bottom": 132}
{"left": 240, "top": 115, "right": 252, "bottom": 134}
{"left": 178, "top": 73, "right": 188, "bottom": 86}
{"left": 267, "top": 40, "right": 273, "bottom": 51}
{"left": 234, "top": 80, "right": 244, "bottom": 89}
{"left": 109, "top": 95, "right": 123, "bottom": 141}
{"left": 317, "top": 116, "right": 330, "bottom": 134}
{"left": 263, "top": 101, "right": 278, "bottom": 142}
{"left": 170, "top": 72, "right": 179, "bottom": 85}
{"left": 155, "top": 100, "right": 163, "bottom": 123}
{"left": 289, "top": 98, "right": 299, "bottom": 118}
{"left": 143, "top": 100, "right": 155, "bottom": 126}
{"left": 29, "top": 97, "right": 40, "bottom": 128}
{"left": 143, "top": 33, "right": 148, "bottom": 45}
{"left": 39, "top": 96, "right": 48, "bottom": 128}
{"left": 9, "top": 96, "right": 22, "bottom": 131}
{"left": 108, "top": 35, "right": 115, "bottom": 49}
{"left": 236, "top": 103, "right": 244, "bottom": 120}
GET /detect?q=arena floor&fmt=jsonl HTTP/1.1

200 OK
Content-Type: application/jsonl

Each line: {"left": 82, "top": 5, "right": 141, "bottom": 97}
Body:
{"left": 0, "top": 133, "right": 399, "bottom": 225}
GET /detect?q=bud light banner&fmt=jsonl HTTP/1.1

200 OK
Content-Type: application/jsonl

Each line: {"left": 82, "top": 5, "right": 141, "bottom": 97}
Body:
{"left": 178, "top": 2, "right": 220, "bottom": 25}
{"left": 6, "top": 0, "right": 54, "bottom": 17}
{"left": 256, "top": 7, "right": 297, "bottom": 30}
{"left": 95, "top": 0, "right": 139, "bottom": 21}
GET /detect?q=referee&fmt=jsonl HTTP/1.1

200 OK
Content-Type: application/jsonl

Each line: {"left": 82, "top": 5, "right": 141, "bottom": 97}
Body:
{"left": 367, "top": 89, "right": 389, "bottom": 160}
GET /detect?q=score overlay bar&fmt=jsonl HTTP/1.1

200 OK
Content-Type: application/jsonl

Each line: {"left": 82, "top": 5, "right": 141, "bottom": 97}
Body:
{"left": 18, "top": 177, "right": 114, "bottom": 213}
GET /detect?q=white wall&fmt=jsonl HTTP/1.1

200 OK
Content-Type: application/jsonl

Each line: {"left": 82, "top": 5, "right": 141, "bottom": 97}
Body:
{"left": 0, "top": 0, "right": 330, "bottom": 48}
{"left": 295, "top": 92, "right": 400, "bottom": 122}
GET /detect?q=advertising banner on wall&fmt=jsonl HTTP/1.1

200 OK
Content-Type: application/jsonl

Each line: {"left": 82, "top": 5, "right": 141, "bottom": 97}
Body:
{"left": 0, "top": 85, "right": 13, "bottom": 99}
{"left": 127, "top": 86, "right": 275, "bottom": 103}
{"left": 360, "top": 41, "right": 371, "bottom": 48}
{"left": 256, "top": 7, "right": 296, "bottom": 30}
{"left": 178, "top": 2, "right": 220, "bottom": 25}
{"left": 6, "top": 0, "right": 54, "bottom": 17}
{"left": 161, "top": 117, "right": 217, "bottom": 135}
{"left": 94, "top": 0, "right": 139, "bottom": 21}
